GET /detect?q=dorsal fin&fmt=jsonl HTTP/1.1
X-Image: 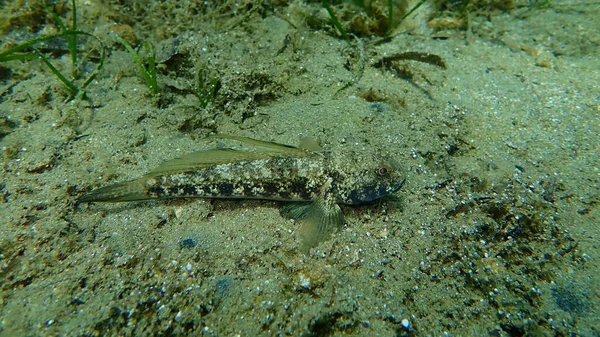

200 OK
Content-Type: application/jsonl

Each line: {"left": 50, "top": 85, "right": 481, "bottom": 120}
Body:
{"left": 148, "top": 148, "right": 271, "bottom": 175}
{"left": 210, "top": 134, "right": 316, "bottom": 157}
{"left": 299, "top": 137, "right": 323, "bottom": 151}
{"left": 147, "top": 135, "right": 317, "bottom": 176}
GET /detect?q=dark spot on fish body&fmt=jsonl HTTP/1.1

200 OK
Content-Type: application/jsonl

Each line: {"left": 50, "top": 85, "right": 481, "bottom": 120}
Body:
{"left": 148, "top": 185, "right": 167, "bottom": 198}
{"left": 167, "top": 186, "right": 180, "bottom": 196}
{"left": 167, "top": 184, "right": 199, "bottom": 197}
{"left": 182, "top": 184, "right": 198, "bottom": 196}
{"left": 242, "top": 183, "right": 254, "bottom": 196}
{"left": 262, "top": 182, "right": 280, "bottom": 195}
{"left": 278, "top": 189, "right": 291, "bottom": 199}
{"left": 347, "top": 183, "right": 389, "bottom": 204}
{"left": 217, "top": 182, "right": 234, "bottom": 196}
{"left": 289, "top": 176, "right": 318, "bottom": 200}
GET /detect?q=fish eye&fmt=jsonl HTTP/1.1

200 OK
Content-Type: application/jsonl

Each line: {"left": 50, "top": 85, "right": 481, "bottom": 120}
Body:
{"left": 376, "top": 166, "right": 389, "bottom": 176}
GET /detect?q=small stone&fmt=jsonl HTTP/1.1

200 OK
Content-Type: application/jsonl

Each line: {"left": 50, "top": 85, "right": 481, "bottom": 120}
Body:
{"left": 298, "top": 273, "right": 311, "bottom": 289}
{"left": 535, "top": 53, "right": 554, "bottom": 68}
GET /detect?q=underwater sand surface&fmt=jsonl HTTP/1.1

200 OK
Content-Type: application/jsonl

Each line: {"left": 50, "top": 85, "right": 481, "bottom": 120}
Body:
{"left": 1, "top": 0, "right": 598, "bottom": 335}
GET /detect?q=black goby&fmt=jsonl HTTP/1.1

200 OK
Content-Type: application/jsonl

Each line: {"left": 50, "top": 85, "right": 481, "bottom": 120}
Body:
{"left": 80, "top": 135, "right": 405, "bottom": 251}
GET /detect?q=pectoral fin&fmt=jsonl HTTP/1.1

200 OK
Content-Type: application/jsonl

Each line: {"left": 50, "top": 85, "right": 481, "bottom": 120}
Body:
{"left": 284, "top": 195, "right": 344, "bottom": 253}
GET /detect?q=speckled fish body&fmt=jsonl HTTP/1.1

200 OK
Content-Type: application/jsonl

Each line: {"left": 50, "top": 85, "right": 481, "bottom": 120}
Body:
{"left": 81, "top": 155, "right": 327, "bottom": 203}
{"left": 81, "top": 135, "right": 405, "bottom": 251}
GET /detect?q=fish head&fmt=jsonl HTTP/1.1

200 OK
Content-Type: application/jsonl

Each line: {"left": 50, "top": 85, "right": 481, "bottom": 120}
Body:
{"left": 333, "top": 152, "right": 406, "bottom": 205}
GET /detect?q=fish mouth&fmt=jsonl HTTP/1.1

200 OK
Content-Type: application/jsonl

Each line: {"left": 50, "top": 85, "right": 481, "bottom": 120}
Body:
{"left": 384, "top": 156, "right": 406, "bottom": 194}
{"left": 389, "top": 177, "right": 406, "bottom": 193}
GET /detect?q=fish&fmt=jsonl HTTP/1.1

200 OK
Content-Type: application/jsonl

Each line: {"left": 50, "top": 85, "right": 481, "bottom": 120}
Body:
{"left": 80, "top": 135, "right": 405, "bottom": 251}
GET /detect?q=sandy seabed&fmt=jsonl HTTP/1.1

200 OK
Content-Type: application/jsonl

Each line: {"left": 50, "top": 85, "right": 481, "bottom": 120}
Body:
{"left": 1, "top": 1, "right": 598, "bottom": 336}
